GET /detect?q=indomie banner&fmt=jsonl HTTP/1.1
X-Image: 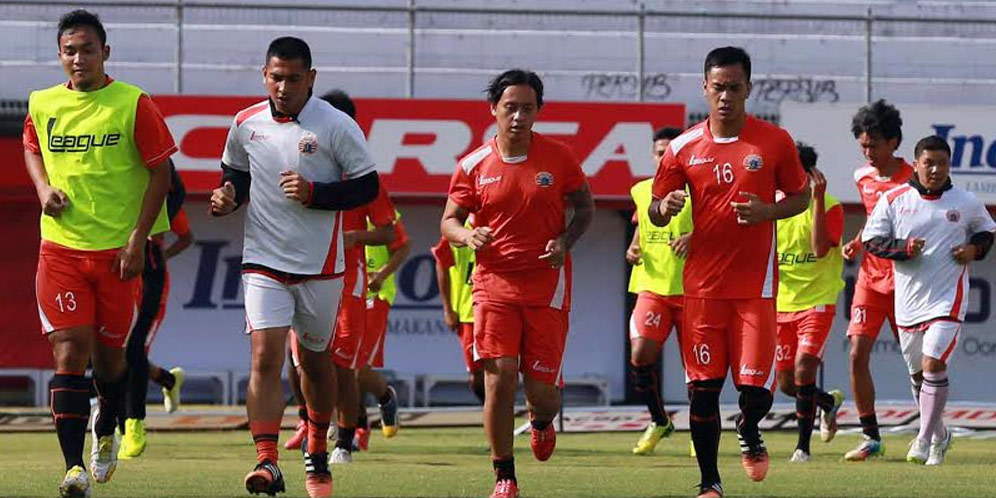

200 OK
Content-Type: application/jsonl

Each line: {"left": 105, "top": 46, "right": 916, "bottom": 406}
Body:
{"left": 155, "top": 96, "right": 685, "bottom": 198}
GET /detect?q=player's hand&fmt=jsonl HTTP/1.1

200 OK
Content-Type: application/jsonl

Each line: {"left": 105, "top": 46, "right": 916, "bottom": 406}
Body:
{"left": 279, "top": 170, "right": 312, "bottom": 204}
{"left": 113, "top": 234, "right": 146, "bottom": 280}
{"left": 368, "top": 270, "right": 386, "bottom": 293}
{"left": 462, "top": 226, "right": 494, "bottom": 250}
{"left": 670, "top": 233, "right": 692, "bottom": 259}
{"left": 210, "top": 181, "right": 237, "bottom": 215}
{"left": 730, "top": 192, "right": 774, "bottom": 225}
{"left": 908, "top": 238, "right": 926, "bottom": 258}
{"left": 343, "top": 230, "right": 360, "bottom": 249}
{"left": 951, "top": 244, "right": 978, "bottom": 264}
{"left": 625, "top": 243, "right": 642, "bottom": 265}
{"left": 810, "top": 167, "right": 828, "bottom": 198}
{"left": 842, "top": 238, "right": 863, "bottom": 261}
{"left": 38, "top": 185, "right": 69, "bottom": 217}
{"left": 444, "top": 308, "right": 459, "bottom": 332}
{"left": 658, "top": 190, "right": 687, "bottom": 217}
{"left": 539, "top": 236, "right": 567, "bottom": 268}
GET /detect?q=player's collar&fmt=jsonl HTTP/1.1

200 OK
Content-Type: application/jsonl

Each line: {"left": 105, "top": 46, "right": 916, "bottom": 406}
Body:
{"left": 908, "top": 175, "right": 952, "bottom": 200}
{"left": 268, "top": 92, "right": 313, "bottom": 123}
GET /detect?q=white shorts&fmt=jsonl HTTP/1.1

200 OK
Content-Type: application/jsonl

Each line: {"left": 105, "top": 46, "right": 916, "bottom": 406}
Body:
{"left": 898, "top": 319, "right": 961, "bottom": 375}
{"left": 242, "top": 272, "right": 343, "bottom": 353}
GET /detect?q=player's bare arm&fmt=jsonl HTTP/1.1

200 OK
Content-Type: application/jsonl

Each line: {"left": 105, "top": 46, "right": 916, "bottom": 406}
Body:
{"left": 370, "top": 238, "right": 411, "bottom": 293}
{"left": 441, "top": 199, "right": 493, "bottom": 249}
{"left": 344, "top": 223, "right": 395, "bottom": 249}
{"left": 732, "top": 183, "right": 811, "bottom": 225}
{"left": 649, "top": 190, "right": 686, "bottom": 227}
{"left": 433, "top": 255, "right": 459, "bottom": 332}
{"left": 809, "top": 167, "right": 834, "bottom": 257}
{"left": 540, "top": 184, "right": 594, "bottom": 268}
{"left": 24, "top": 149, "right": 69, "bottom": 217}
{"left": 670, "top": 232, "right": 691, "bottom": 259}
{"left": 114, "top": 158, "right": 171, "bottom": 280}
{"left": 163, "top": 229, "right": 194, "bottom": 259}
{"left": 626, "top": 227, "right": 642, "bottom": 265}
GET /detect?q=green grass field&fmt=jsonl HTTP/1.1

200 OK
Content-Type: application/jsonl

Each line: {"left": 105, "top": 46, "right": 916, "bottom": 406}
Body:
{"left": 3, "top": 427, "right": 995, "bottom": 497}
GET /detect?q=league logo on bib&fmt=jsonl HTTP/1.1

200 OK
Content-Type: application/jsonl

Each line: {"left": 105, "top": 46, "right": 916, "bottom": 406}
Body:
{"left": 535, "top": 171, "right": 554, "bottom": 187}
{"left": 946, "top": 209, "right": 961, "bottom": 223}
{"left": 743, "top": 154, "right": 763, "bottom": 172}
{"left": 298, "top": 133, "right": 318, "bottom": 155}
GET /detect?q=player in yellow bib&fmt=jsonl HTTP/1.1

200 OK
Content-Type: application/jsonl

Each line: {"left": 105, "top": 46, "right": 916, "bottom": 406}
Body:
{"left": 433, "top": 217, "right": 483, "bottom": 402}
{"left": 774, "top": 143, "right": 846, "bottom": 463}
{"left": 21, "top": 10, "right": 175, "bottom": 497}
{"left": 627, "top": 127, "right": 692, "bottom": 455}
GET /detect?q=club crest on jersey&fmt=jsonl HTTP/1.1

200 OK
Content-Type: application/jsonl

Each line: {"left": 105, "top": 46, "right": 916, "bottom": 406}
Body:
{"left": 535, "top": 171, "right": 554, "bottom": 187}
{"left": 298, "top": 133, "right": 318, "bottom": 155}
{"left": 946, "top": 209, "right": 961, "bottom": 223}
{"left": 743, "top": 154, "right": 763, "bottom": 171}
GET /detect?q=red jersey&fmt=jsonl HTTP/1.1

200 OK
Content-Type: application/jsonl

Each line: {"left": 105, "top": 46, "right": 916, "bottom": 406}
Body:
{"left": 652, "top": 115, "right": 808, "bottom": 299}
{"left": 853, "top": 161, "right": 914, "bottom": 294}
{"left": 448, "top": 133, "right": 586, "bottom": 307}
{"left": 342, "top": 187, "right": 396, "bottom": 298}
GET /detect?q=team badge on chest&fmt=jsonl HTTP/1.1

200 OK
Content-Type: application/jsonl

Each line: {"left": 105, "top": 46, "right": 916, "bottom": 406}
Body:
{"left": 535, "top": 171, "right": 554, "bottom": 187}
{"left": 946, "top": 209, "right": 961, "bottom": 223}
{"left": 298, "top": 133, "right": 318, "bottom": 155}
{"left": 743, "top": 154, "right": 763, "bottom": 171}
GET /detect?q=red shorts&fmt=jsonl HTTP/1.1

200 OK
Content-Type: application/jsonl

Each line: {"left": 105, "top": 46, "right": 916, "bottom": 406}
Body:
{"left": 629, "top": 292, "right": 683, "bottom": 343}
{"left": 330, "top": 295, "right": 366, "bottom": 369}
{"left": 458, "top": 322, "right": 478, "bottom": 372}
{"left": 775, "top": 305, "right": 836, "bottom": 372}
{"left": 36, "top": 241, "right": 141, "bottom": 348}
{"left": 364, "top": 298, "right": 390, "bottom": 369}
{"left": 681, "top": 297, "right": 776, "bottom": 388}
{"left": 847, "top": 283, "right": 897, "bottom": 340}
{"left": 473, "top": 301, "right": 568, "bottom": 385}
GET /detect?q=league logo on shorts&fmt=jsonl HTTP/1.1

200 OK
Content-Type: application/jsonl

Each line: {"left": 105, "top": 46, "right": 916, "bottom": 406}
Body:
{"left": 946, "top": 209, "right": 961, "bottom": 223}
{"left": 298, "top": 134, "right": 318, "bottom": 155}
{"left": 743, "top": 154, "right": 763, "bottom": 172}
{"left": 535, "top": 171, "right": 554, "bottom": 187}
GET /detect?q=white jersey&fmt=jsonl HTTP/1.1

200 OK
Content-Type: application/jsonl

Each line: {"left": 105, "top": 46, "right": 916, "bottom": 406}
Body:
{"left": 862, "top": 183, "right": 995, "bottom": 326}
{"left": 222, "top": 97, "right": 376, "bottom": 275}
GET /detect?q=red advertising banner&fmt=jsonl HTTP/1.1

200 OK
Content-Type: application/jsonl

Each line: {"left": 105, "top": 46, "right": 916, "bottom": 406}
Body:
{"left": 155, "top": 97, "right": 684, "bottom": 198}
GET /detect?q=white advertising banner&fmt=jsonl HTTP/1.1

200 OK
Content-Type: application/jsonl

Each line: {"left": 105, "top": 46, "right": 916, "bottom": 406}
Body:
{"left": 782, "top": 102, "right": 996, "bottom": 206}
{"left": 151, "top": 201, "right": 628, "bottom": 401}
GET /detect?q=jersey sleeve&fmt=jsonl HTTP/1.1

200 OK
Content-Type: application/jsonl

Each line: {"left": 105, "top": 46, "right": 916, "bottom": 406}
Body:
{"left": 651, "top": 147, "right": 686, "bottom": 199}
{"left": 133, "top": 95, "right": 178, "bottom": 168}
{"left": 388, "top": 219, "right": 410, "bottom": 251}
{"left": 861, "top": 194, "right": 895, "bottom": 241}
{"left": 366, "top": 188, "right": 397, "bottom": 227}
{"left": 331, "top": 117, "right": 376, "bottom": 179}
{"left": 221, "top": 116, "right": 249, "bottom": 171}
{"left": 431, "top": 236, "right": 455, "bottom": 268}
{"left": 558, "top": 145, "right": 587, "bottom": 193}
{"left": 22, "top": 114, "right": 40, "bottom": 154}
{"left": 170, "top": 208, "right": 191, "bottom": 236}
{"left": 825, "top": 203, "right": 844, "bottom": 246}
{"left": 448, "top": 166, "right": 479, "bottom": 212}
{"left": 968, "top": 200, "right": 996, "bottom": 235}
{"left": 775, "top": 129, "right": 808, "bottom": 194}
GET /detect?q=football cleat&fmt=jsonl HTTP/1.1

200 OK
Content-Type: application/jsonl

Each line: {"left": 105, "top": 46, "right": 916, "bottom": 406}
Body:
{"left": 244, "top": 459, "right": 285, "bottom": 496}
{"left": 820, "top": 389, "right": 845, "bottom": 442}
{"left": 789, "top": 448, "right": 811, "bottom": 463}
{"left": 530, "top": 420, "right": 556, "bottom": 462}
{"left": 284, "top": 420, "right": 308, "bottom": 450}
{"left": 379, "top": 386, "right": 400, "bottom": 438}
{"left": 489, "top": 479, "right": 519, "bottom": 498}
{"left": 303, "top": 451, "right": 332, "bottom": 498}
{"left": 59, "top": 465, "right": 92, "bottom": 498}
{"left": 632, "top": 420, "right": 675, "bottom": 455}
{"left": 118, "top": 418, "right": 147, "bottom": 459}
{"left": 926, "top": 428, "right": 953, "bottom": 466}
{"left": 330, "top": 447, "right": 353, "bottom": 464}
{"left": 736, "top": 415, "right": 769, "bottom": 482}
{"left": 89, "top": 428, "right": 119, "bottom": 484}
{"left": 162, "top": 367, "right": 185, "bottom": 414}
{"left": 844, "top": 437, "right": 885, "bottom": 461}
{"left": 696, "top": 482, "right": 723, "bottom": 498}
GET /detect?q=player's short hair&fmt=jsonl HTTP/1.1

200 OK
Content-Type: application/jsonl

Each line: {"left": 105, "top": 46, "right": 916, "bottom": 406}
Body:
{"left": 653, "top": 127, "right": 683, "bottom": 142}
{"left": 796, "top": 142, "right": 818, "bottom": 173}
{"left": 851, "top": 99, "right": 903, "bottom": 146}
{"left": 704, "top": 46, "right": 751, "bottom": 81}
{"left": 486, "top": 69, "right": 544, "bottom": 108}
{"left": 57, "top": 9, "right": 106, "bottom": 46}
{"left": 321, "top": 89, "right": 356, "bottom": 120}
{"left": 266, "top": 36, "right": 312, "bottom": 69}
{"left": 913, "top": 135, "right": 951, "bottom": 160}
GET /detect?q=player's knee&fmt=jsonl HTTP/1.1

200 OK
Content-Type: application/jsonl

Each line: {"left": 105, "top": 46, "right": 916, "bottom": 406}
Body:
{"left": 688, "top": 379, "right": 723, "bottom": 414}
{"left": 739, "top": 385, "right": 773, "bottom": 413}
{"left": 922, "top": 356, "right": 947, "bottom": 373}
{"left": 631, "top": 363, "right": 656, "bottom": 391}
{"left": 251, "top": 348, "right": 284, "bottom": 376}
{"left": 776, "top": 375, "right": 796, "bottom": 397}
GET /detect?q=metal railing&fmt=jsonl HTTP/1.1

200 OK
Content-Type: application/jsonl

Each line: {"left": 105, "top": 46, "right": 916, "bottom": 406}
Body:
{"left": 3, "top": 1, "right": 996, "bottom": 104}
